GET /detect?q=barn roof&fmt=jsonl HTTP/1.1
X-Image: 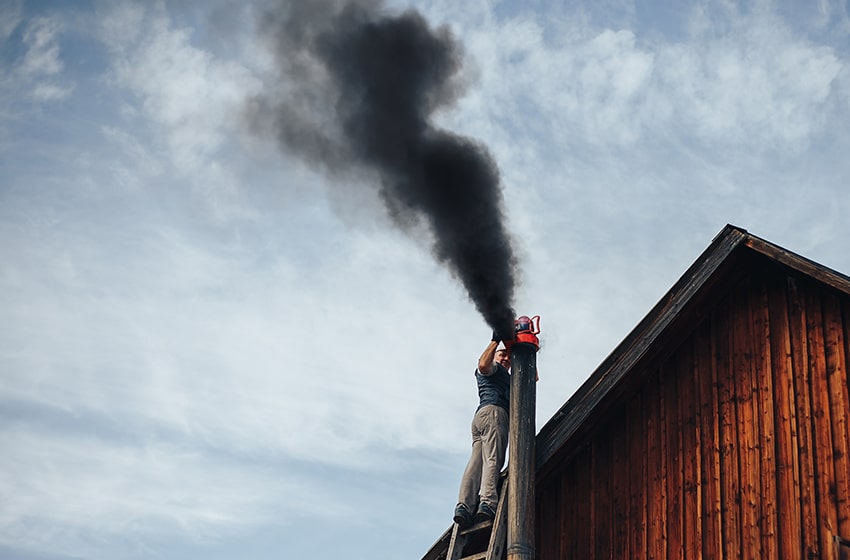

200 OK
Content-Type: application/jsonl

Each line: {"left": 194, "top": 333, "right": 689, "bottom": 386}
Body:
{"left": 535, "top": 223, "right": 850, "bottom": 473}
{"left": 422, "top": 224, "right": 850, "bottom": 559}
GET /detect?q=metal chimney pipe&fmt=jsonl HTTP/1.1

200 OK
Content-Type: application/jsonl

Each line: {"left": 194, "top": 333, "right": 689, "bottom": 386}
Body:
{"left": 507, "top": 341, "right": 537, "bottom": 560}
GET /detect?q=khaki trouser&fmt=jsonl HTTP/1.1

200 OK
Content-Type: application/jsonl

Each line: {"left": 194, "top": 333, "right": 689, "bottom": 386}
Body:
{"left": 458, "top": 404, "right": 509, "bottom": 510}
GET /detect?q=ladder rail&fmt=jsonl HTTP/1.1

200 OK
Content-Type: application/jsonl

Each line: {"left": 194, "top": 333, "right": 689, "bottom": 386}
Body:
{"left": 486, "top": 479, "right": 509, "bottom": 560}
{"left": 445, "top": 478, "right": 509, "bottom": 560}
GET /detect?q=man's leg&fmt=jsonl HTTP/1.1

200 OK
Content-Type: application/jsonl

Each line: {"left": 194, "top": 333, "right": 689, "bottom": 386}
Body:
{"left": 477, "top": 405, "right": 508, "bottom": 519}
{"left": 455, "top": 413, "right": 483, "bottom": 525}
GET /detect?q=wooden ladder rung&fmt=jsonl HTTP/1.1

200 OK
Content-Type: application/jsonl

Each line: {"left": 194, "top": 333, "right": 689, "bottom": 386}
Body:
{"left": 459, "top": 520, "right": 493, "bottom": 536}
{"left": 446, "top": 476, "right": 509, "bottom": 560}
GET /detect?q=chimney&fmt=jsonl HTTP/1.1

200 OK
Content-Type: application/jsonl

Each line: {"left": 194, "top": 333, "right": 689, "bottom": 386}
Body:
{"left": 507, "top": 317, "right": 540, "bottom": 560}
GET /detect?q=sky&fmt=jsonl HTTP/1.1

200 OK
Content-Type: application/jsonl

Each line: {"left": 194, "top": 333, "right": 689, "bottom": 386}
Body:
{"left": 2, "top": 0, "right": 850, "bottom": 559}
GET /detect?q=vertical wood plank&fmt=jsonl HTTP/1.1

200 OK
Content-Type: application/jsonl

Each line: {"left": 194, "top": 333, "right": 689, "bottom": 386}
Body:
{"left": 534, "top": 478, "right": 544, "bottom": 560}
{"left": 805, "top": 287, "right": 839, "bottom": 560}
{"left": 750, "top": 275, "right": 778, "bottom": 559}
{"left": 533, "top": 485, "right": 541, "bottom": 560}
{"left": 732, "top": 282, "right": 761, "bottom": 560}
{"left": 646, "top": 369, "right": 664, "bottom": 560}
{"left": 561, "top": 456, "right": 578, "bottom": 560}
{"left": 697, "top": 320, "right": 722, "bottom": 559}
{"left": 593, "top": 428, "right": 613, "bottom": 560}
{"left": 679, "top": 339, "right": 701, "bottom": 560}
{"left": 535, "top": 475, "right": 555, "bottom": 560}
{"left": 628, "top": 393, "right": 647, "bottom": 559}
{"left": 716, "top": 297, "right": 742, "bottom": 559}
{"left": 534, "top": 480, "right": 544, "bottom": 560}
{"left": 629, "top": 393, "right": 646, "bottom": 560}
{"left": 611, "top": 408, "right": 629, "bottom": 559}
{"left": 768, "top": 272, "right": 803, "bottom": 560}
{"left": 665, "top": 360, "right": 684, "bottom": 560}
{"left": 787, "top": 277, "right": 820, "bottom": 558}
{"left": 575, "top": 445, "right": 592, "bottom": 559}
{"left": 826, "top": 294, "right": 850, "bottom": 539}
{"left": 658, "top": 366, "right": 670, "bottom": 559}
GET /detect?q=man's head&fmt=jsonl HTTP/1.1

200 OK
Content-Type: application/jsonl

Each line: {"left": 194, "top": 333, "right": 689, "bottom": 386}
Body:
{"left": 495, "top": 348, "right": 511, "bottom": 370}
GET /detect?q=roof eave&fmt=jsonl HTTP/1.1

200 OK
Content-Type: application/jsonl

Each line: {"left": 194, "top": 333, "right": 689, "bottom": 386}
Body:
{"left": 535, "top": 224, "right": 748, "bottom": 468}
{"left": 536, "top": 224, "right": 850, "bottom": 472}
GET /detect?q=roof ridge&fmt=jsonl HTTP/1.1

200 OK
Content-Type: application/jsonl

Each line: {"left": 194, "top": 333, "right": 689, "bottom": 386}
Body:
{"left": 535, "top": 224, "right": 850, "bottom": 471}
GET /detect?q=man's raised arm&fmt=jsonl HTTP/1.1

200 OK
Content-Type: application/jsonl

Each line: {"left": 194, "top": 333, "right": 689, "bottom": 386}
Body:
{"left": 477, "top": 335, "right": 500, "bottom": 375}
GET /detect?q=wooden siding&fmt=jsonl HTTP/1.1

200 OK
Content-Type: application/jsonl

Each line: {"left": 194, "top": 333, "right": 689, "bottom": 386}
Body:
{"left": 537, "top": 266, "right": 850, "bottom": 559}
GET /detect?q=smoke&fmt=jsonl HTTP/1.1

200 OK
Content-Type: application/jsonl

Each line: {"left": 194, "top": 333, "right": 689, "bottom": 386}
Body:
{"left": 248, "top": 0, "right": 517, "bottom": 337}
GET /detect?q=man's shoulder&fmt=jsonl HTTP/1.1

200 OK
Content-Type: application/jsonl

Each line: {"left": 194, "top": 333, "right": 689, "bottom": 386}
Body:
{"left": 475, "top": 364, "right": 509, "bottom": 379}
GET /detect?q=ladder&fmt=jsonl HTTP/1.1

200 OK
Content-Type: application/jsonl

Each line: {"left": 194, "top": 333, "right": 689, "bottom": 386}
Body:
{"left": 445, "top": 479, "right": 508, "bottom": 560}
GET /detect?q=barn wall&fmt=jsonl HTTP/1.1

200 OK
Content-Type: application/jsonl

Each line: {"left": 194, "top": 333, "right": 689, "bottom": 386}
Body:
{"left": 537, "top": 266, "right": 850, "bottom": 559}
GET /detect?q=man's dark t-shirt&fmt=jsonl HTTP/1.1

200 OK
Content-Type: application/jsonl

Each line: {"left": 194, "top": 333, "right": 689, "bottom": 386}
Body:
{"left": 475, "top": 363, "right": 510, "bottom": 412}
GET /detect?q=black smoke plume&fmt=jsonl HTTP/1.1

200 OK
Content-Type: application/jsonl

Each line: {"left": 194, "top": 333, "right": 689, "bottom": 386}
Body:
{"left": 250, "top": 0, "right": 517, "bottom": 337}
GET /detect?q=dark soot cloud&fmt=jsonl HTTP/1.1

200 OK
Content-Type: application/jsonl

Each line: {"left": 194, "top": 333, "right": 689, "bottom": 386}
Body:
{"left": 253, "top": 0, "right": 517, "bottom": 337}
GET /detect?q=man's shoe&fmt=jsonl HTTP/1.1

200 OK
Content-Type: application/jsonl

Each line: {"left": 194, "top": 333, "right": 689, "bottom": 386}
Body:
{"left": 453, "top": 503, "right": 474, "bottom": 527}
{"left": 473, "top": 501, "right": 496, "bottom": 523}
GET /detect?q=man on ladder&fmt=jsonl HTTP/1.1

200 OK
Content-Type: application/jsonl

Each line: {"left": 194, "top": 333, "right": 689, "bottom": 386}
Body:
{"left": 453, "top": 332, "right": 511, "bottom": 527}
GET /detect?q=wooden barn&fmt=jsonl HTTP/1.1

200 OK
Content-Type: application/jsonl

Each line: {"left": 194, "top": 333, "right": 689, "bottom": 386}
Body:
{"left": 422, "top": 225, "right": 850, "bottom": 560}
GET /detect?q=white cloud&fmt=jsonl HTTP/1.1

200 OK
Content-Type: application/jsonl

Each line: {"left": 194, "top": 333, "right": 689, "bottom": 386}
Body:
{"left": 30, "top": 81, "right": 74, "bottom": 100}
{"left": 95, "top": 0, "right": 145, "bottom": 51}
{"left": 0, "top": 11, "right": 74, "bottom": 109}
{"left": 440, "top": 2, "right": 845, "bottom": 157}
{"left": 97, "top": 125, "right": 166, "bottom": 188}
{"left": 0, "top": 211, "right": 473, "bottom": 469}
{"left": 655, "top": 10, "right": 843, "bottom": 148}
{"left": 91, "top": 3, "right": 266, "bottom": 224}
{"left": 0, "top": 0, "right": 22, "bottom": 41}
{"left": 16, "top": 15, "right": 75, "bottom": 101}
{"left": 0, "top": 423, "right": 344, "bottom": 558}
{"left": 99, "top": 3, "right": 260, "bottom": 175}
{"left": 20, "top": 16, "right": 63, "bottom": 76}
